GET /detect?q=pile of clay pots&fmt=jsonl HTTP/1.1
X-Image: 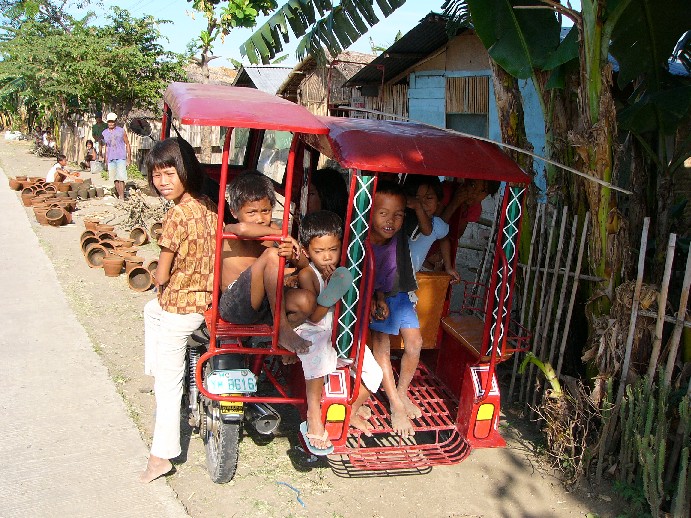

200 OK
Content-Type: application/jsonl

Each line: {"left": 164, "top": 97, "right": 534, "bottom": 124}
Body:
{"left": 10, "top": 175, "right": 105, "bottom": 205}
{"left": 12, "top": 177, "right": 77, "bottom": 227}
{"left": 81, "top": 219, "right": 158, "bottom": 292}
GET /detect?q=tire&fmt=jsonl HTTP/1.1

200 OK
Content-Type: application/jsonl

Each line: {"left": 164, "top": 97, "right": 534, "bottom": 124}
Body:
{"left": 203, "top": 402, "right": 241, "bottom": 484}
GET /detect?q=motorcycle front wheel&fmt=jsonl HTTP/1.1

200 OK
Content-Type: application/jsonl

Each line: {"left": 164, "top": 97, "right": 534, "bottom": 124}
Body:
{"left": 202, "top": 401, "right": 241, "bottom": 484}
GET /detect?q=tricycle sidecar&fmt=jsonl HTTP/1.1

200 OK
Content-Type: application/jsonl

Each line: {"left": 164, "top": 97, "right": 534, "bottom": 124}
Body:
{"left": 160, "top": 82, "right": 531, "bottom": 481}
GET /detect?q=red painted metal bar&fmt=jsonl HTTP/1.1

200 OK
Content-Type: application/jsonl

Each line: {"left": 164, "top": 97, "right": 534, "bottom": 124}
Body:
{"left": 477, "top": 250, "right": 509, "bottom": 404}
{"left": 347, "top": 242, "right": 376, "bottom": 407}
{"left": 481, "top": 187, "right": 510, "bottom": 351}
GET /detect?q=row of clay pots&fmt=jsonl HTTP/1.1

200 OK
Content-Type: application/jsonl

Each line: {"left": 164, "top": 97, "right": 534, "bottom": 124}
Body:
{"left": 80, "top": 221, "right": 157, "bottom": 291}
{"left": 30, "top": 192, "right": 76, "bottom": 227}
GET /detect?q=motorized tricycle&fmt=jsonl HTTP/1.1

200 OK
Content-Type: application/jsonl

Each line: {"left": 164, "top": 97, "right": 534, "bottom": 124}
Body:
{"left": 159, "top": 82, "right": 531, "bottom": 483}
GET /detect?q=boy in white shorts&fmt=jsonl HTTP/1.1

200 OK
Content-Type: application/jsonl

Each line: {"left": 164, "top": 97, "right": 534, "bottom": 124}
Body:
{"left": 295, "top": 210, "right": 383, "bottom": 455}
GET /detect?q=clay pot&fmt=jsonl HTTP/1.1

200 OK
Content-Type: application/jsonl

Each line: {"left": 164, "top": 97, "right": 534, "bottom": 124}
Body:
{"left": 81, "top": 235, "right": 100, "bottom": 254}
{"left": 144, "top": 258, "right": 159, "bottom": 275}
{"left": 55, "top": 191, "right": 68, "bottom": 198}
{"left": 29, "top": 176, "right": 42, "bottom": 182}
{"left": 81, "top": 178, "right": 92, "bottom": 188}
{"left": 88, "top": 187, "right": 97, "bottom": 199}
{"left": 21, "top": 189, "right": 35, "bottom": 207}
{"left": 150, "top": 222, "right": 163, "bottom": 240}
{"left": 127, "top": 266, "right": 153, "bottom": 291}
{"left": 95, "top": 187, "right": 104, "bottom": 198}
{"left": 124, "top": 256, "right": 144, "bottom": 274}
{"left": 9, "top": 178, "right": 22, "bottom": 190}
{"left": 69, "top": 182, "right": 79, "bottom": 192}
{"left": 116, "top": 237, "right": 135, "bottom": 247}
{"left": 115, "top": 249, "right": 137, "bottom": 258}
{"left": 97, "top": 232, "right": 115, "bottom": 242}
{"left": 56, "top": 183, "right": 71, "bottom": 192}
{"left": 84, "top": 219, "right": 99, "bottom": 231}
{"left": 102, "top": 256, "right": 124, "bottom": 277}
{"left": 43, "top": 184, "right": 57, "bottom": 193}
{"left": 130, "top": 227, "right": 149, "bottom": 246}
{"left": 77, "top": 187, "right": 89, "bottom": 200}
{"left": 96, "top": 224, "right": 115, "bottom": 232}
{"left": 45, "top": 207, "right": 66, "bottom": 226}
{"left": 80, "top": 229, "right": 96, "bottom": 241}
{"left": 67, "top": 190, "right": 78, "bottom": 200}
{"left": 60, "top": 200, "right": 76, "bottom": 212}
{"left": 85, "top": 244, "right": 107, "bottom": 268}
{"left": 34, "top": 208, "right": 49, "bottom": 226}
{"left": 16, "top": 175, "right": 27, "bottom": 182}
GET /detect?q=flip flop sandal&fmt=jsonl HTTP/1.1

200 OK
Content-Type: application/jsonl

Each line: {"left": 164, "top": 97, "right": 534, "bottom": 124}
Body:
{"left": 317, "top": 267, "right": 354, "bottom": 307}
{"left": 299, "top": 421, "right": 334, "bottom": 456}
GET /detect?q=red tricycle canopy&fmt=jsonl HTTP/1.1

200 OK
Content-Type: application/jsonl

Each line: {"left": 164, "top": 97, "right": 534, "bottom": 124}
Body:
{"left": 305, "top": 116, "right": 531, "bottom": 184}
{"left": 163, "top": 82, "right": 329, "bottom": 134}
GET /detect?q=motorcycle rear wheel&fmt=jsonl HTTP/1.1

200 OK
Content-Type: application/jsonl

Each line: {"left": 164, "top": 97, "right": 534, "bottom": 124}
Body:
{"left": 203, "top": 402, "right": 241, "bottom": 484}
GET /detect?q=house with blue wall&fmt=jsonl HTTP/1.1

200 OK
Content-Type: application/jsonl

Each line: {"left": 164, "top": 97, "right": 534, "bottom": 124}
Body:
{"left": 347, "top": 13, "right": 545, "bottom": 198}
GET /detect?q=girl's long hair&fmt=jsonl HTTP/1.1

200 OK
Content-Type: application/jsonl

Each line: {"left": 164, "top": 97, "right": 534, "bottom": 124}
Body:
{"left": 144, "top": 137, "right": 204, "bottom": 196}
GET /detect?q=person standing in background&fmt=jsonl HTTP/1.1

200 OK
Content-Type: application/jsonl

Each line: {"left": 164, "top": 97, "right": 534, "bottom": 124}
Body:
{"left": 101, "top": 112, "right": 131, "bottom": 201}
{"left": 91, "top": 112, "right": 107, "bottom": 159}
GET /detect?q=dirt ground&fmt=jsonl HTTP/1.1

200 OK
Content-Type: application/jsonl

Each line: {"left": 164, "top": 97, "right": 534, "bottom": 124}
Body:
{"left": 1, "top": 137, "right": 626, "bottom": 518}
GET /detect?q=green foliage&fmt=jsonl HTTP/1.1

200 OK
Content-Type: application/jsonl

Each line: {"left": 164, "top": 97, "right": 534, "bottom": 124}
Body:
{"left": 241, "top": 0, "right": 408, "bottom": 65}
{"left": 190, "top": 0, "right": 277, "bottom": 63}
{"left": 127, "top": 162, "right": 145, "bottom": 181}
{"left": 0, "top": 3, "right": 186, "bottom": 129}
{"left": 612, "top": 480, "right": 651, "bottom": 518}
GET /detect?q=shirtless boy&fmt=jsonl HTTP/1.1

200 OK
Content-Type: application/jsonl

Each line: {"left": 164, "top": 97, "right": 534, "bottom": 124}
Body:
{"left": 369, "top": 181, "right": 423, "bottom": 438}
{"left": 219, "top": 171, "right": 311, "bottom": 354}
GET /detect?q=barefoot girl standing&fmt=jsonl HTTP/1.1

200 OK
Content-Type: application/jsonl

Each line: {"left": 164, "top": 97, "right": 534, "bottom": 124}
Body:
{"left": 139, "top": 138, "right": 218, "bottom": 483}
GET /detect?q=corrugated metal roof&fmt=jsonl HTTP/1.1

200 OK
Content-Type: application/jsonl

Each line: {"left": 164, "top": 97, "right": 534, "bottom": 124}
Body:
{"left": 232, "top": 66, "right": 294, "bottom": 94}
{"left": 347, "top": 12, "right": 453, "bottom": 86}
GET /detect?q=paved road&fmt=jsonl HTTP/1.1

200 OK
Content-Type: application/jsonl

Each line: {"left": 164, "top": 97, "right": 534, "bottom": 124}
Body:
{"left": 0, "top": 162, "right": 188, "bottom": 517}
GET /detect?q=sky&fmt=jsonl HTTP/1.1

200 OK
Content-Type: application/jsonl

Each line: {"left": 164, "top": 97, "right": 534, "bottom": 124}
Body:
{"left": 70, "top": 0, "right": 443, "bottom": 67}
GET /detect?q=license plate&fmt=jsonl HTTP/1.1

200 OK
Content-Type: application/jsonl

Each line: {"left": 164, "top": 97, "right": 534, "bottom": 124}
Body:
{"left": 220, "top": 399, "right": 244, "bottom": 415}
{"left": 207, "top": 369, "right": 257, "bottom": 395}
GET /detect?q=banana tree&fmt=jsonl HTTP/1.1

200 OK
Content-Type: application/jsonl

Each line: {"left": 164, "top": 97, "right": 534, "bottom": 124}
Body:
{"left": 240, "top": 0, "right": 407, "bottom": 64}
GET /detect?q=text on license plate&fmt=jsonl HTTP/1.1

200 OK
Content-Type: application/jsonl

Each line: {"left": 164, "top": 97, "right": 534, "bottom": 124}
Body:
{"left": 207, "top": 370, "right": 257, "bottom": 394}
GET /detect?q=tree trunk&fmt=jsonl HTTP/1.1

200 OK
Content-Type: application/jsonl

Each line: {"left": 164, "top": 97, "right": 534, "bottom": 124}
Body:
{"left": 200, "top": 55, "right": 213, "bottom": 164}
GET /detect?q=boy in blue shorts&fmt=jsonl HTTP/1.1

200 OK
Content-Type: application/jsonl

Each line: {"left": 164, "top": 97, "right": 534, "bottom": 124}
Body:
{"left": 369, "top": 181, "right": 422, "bottom": 438}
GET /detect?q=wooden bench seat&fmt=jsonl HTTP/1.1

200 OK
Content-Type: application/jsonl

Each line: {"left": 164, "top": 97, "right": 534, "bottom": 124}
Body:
{"left": 440, "top": 314, "right": 514, "bottom": 363}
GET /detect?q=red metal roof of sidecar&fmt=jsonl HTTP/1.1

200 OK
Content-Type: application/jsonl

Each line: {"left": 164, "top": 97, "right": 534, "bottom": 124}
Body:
{"left": 305, "top": 116, "right": 531, "bottom": 183}
{"left": 163, "top": 82, "right": 329, "bottom": 134}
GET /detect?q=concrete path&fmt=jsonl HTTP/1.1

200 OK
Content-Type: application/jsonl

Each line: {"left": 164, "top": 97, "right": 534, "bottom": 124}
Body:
{"left": 0, "top": 164, "right": 187, "bottom": 516}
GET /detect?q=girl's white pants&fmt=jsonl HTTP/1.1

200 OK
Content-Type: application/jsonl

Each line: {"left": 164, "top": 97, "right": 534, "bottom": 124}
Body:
{"left": 144, "top": 298, "right": 204, "bottom": 459}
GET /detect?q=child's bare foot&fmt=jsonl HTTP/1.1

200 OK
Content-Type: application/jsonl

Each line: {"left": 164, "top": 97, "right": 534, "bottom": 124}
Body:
{"left": 139, "top": 455, "right": 173, "bottom": 483}
{"left": 391, "top": 410, "right": 415, "bottom": 438}
{"left": 356, "top": 405, "right": 372, "bottom": 420}
{"left": 281, "top": 354, "right": 298, "bottom": 365}
{"left": 349, "top": 413, "right": 374, "bottom": 436}
{"left": 304, "top": 416, "right": 331, "bottom": 450}
{"left": 278, "top": 323, "right": 310, "bottom": 354}
{"left": 402, "top": 395, "right": 422, "bottom": 419}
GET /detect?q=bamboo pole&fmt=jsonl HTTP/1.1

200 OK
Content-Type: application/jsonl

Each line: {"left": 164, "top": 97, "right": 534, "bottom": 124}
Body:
{"left": 517, "top": 264, "right": 604, "bottom": 283}
{"left": 509, "top": 204, "right": 543, "bottom": 399}
{"left": 663, "top": 248, "right": 691, "bottom": 386}
{"left": 524, "top": 207, "right": 558, "bottom": 409}
{"left": 548, "top": 214, "right": 578, "bottom": 367}
{"left": 556, "top": 212, "right": 590, "bottom": 379}
{"left": 520, "top": 205, "right": 547, "bottom": 405}
{"left": 530, "top": 206, "right": 569, "bottom": 415}
{"left": 646, "top": 234, "right": 676, "bottom": 386}
{"left": 615, "top": 217, "right": 650, "bottom": 409}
